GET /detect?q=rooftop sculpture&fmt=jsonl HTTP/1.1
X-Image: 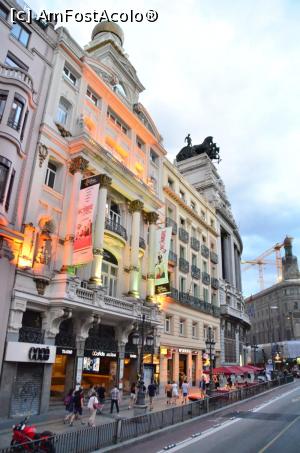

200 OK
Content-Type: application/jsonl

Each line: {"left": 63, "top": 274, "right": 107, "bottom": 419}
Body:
{"left": 176, "top": 135, "right": 221, "bottom": 163}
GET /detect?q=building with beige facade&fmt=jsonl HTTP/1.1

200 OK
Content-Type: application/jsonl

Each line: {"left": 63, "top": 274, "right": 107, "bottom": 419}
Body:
{"left": 0, "top": 21, "right": 164, "bottom": 418}
{"left": 0, "top": 0, "right": 57, "bottom": 399}
{"left": 158, "top": 158, "right": 221, "bottom": 389}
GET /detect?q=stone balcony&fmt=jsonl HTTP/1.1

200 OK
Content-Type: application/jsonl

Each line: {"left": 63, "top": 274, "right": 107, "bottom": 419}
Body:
{"left": 220, "top": 303, "right": 251, "bottom": 327}
{"left": 46, "top": 274, "right": 160, "bottom": 324}
{"left": 0, "top": 63, "right": 35, "bottom": 97}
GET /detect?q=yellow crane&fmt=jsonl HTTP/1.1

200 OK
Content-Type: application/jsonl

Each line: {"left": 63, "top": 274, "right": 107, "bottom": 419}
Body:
{"left": 241, "top": 241, "right": 284, "bottom": 291}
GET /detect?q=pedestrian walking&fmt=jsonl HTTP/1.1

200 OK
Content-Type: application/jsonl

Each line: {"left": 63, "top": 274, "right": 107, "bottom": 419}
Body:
{"left": 88, "top": 384, "right": 96, "bottom": 398}
{"left": 171, "top": 381, "right": 179, "bottom": 404}
{"left": 110, "top": 384, "right": 120, "bottom": 414}
{"left": 148, "top": 380, "right": 156, "bottom": 411}
{"left": 129, "top": 382, "right": 136, "bottom": 409}
{"left": 200, "top": 376, "right": 206, "bottom": 397}
{"left": 63, "top": 388, "right": 74, "bottom": 424}
{"left": 165, "top": 381, "right": 172, "bottom": 405}
{"left": 181, "top": 380, "right": 189, "bottom": 404}
{"left": 97, "top": 383, "right": 105, "bottom": 414}
{"left": 87, "top": 391, "right": 99, "bottom": 427}
{"left": 69, "top": 387, "right": 85, "bottom": 426}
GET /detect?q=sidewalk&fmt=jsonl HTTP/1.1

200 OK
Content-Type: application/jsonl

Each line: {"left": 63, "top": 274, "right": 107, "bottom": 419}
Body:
{"left": 0, "top": 390, "right": 198, "bottom": 449}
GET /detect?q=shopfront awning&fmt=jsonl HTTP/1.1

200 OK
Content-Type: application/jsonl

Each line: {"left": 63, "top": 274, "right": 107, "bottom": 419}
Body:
{"left": 204, "top": 365, "right": 264, "bottom": 375}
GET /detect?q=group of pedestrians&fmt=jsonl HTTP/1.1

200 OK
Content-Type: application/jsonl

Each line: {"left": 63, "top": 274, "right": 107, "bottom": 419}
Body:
{"left": 165, "top": 379, "right": 190, "bottom": 404}
{"left": 128, "top": 381, "right": 157, "bottom": 410}
{"left": 63, "top": 383, "right": 121, "bottom": 428}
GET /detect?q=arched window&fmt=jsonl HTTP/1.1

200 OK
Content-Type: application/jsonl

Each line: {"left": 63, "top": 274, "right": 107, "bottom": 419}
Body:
{"left": 56, "top": 97, "right": 71, "bottom": 126}
{"left": 102, "top": 249, "right": 118, "bottom": 297}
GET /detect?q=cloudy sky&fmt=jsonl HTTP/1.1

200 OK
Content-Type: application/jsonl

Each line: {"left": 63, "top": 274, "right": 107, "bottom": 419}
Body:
{"left": 31, "top": 0, "right": 300, "bottom": 296}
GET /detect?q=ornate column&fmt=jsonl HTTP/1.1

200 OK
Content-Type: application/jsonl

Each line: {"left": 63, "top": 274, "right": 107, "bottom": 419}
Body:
{"left": 128, "top": 200, "right": 144, "bottom": 297}
{"left": 115, "top": 322, "right": 134, "bottom": 393}
{"left": 89, "top": 174, "right": 112, "bottom": 286}
{"left": 195, "top": 352, "right": 202, "bottom": 387}
{"left": 62, "top": 156, "right": 89, "bottom": 271}
{"left": 172, "top": 350, "right": 179, "bottom": 383}
{"left": 146, "top": 212, "right": 159, "bottom": 301}
{"left": 235, "top": 326, "right": 240, "bottom": 365}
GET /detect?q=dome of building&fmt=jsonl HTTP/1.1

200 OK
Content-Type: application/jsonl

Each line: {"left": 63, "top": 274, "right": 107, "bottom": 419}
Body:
{"left": 91, "top": 22, "right": 124, "bottom": 45}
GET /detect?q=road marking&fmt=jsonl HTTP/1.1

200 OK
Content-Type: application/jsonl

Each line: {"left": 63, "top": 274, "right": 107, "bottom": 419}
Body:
{"left": 258, "top": 415, "right": 300, "bottom": 453}
{"left": 157, "top": 385, "right": 300, "bottom": 453}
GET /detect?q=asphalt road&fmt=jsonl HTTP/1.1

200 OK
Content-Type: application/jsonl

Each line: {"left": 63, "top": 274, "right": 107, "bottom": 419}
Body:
{"left": 118, "top": 380, "right": 300, "bottom": 453}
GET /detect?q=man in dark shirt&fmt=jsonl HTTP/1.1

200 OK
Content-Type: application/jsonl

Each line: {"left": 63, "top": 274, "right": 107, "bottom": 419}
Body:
{"left": 97, "top": 384, "right": 105, "bottom": 414}
{"left": 148, "top": 381, "right": 156, "bottom": 411}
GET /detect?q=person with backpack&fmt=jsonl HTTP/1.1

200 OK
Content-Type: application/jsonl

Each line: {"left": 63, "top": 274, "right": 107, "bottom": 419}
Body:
{"left": 97, "top": 383, "right": 106, "bottom": 414}
{"left": 148, "top": 380, "right": 156, "bottom": 411}
{"left": 87, "top": 391, "right": 99, "bottom": 427}
{"left": 63, "top": 388, "right": 74, "bottom": 424}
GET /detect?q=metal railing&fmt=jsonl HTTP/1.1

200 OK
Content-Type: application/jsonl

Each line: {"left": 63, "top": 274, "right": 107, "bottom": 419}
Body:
{"left": 210, "top": 250, "right": 219, "bottom": 264}
{"left": 179, "top": 257, "right": 189, "bottom": 273}
{"left": 191, "top": 236, "right": 200, "bottom": 251}
{"left": 2, "top": 377, "right": 293, "bottom": 453}
{"left": 170, "top": 287, "right": 220, "bottom": 318}
{"left": 139, "top": 237, "right": 146, "bottom": 249}
{"left": 105, "top": 218, "right": 127, "bottom": 240}
{"left": 191, "top": 265, "right": 201, "bottom": 280}
{"left": 211, "top": 277, "right": 220, "bottom": 289}
{"left": 18, "top": 326, "right": 44, "bottom": 344}
{"left": 201, "top": 244, "right": 210, "bottom": 258}
{"left": 168, "top": 250, "right": 178, "bottom": 265}
{"left": 166, "top": 217, "right": 177, "bottom": 234}
{"left": 202, "top": 271, "right": 211, "bottom": 285}
{"left": 179, "top": 227, "right": 189, "bottom": 244}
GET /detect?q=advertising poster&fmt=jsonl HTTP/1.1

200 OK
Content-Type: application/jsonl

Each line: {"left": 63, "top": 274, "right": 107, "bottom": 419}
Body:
{"left": 73, "top": 175, "right": 100, "bottom": 265}
{"left": 154, "top": 227, "right": 172, "bottom": 295}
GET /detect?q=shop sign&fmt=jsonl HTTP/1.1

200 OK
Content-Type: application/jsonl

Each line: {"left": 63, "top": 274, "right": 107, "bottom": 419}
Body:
{"left": 91, "top": 350, "right": 117, "bottom": 358}
{"left": 160, "top": 347, "right": 168, "bottom": 355}
{"left": 5, "top": 342, "right": 56, "bottom": 363}
{"left": 56, "top": 347, "right": 75, "bottom": 356}
{"left": 125, "top": 353, "right": 137, "bottom": 359}
{"left": 179, "top": 348, "right": 191, "bottom": 354}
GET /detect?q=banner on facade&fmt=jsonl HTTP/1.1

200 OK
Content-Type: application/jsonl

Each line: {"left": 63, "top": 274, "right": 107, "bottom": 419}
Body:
{"left": 154, "top": 226, "right": 172, "bottom": 295}
{"left": 73, "top": 175, "right": 100, "bottom": 265}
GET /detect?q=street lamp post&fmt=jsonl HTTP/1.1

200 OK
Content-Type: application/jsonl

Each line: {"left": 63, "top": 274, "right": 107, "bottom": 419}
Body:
{"left": 132, "top": 314, "right": 154, "bottom": 411}
{"left": 252, "top": 344, "right": 258, "bottom": 366}
{"left": 205, "top": 326, "right": 216, "bottom": 395}
{"left": 268, "top": 305, "right": 278, "bottom": 371}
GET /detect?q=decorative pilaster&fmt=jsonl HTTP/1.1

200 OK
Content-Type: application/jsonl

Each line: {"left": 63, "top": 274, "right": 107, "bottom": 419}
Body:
{"left": 235, "top": 327, "right": 240, "bottom": 365}
{"left": 38, "top": 143, "right": 48, "bottom": 168}
{"left": 128, "top": 200, "right": 144, "bottom": 297}
{"left": 220, "top": 319, "right": 225, "bottom": 364}
{"left": 42, "top": 307, "right": 72, "bottom": 340}
{"left": 115, "top": 322, "right": 134, "bottom": 391}
{"left": 89, "top": 175, "right": 112, "bottom": 286}
{"left": 61, "top": 157, "right": 89, "bottom": 271}
{"left": 146, "top": 212, "right": 158, "bottom": 301}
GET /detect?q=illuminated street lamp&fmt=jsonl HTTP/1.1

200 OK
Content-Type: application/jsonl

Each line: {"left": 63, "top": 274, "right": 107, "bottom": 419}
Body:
{"left": 132, "top": 314, "right": 154, "bottom": 407}
{"left": 268, "top": 305, "right": 278, "bottom": 371}
{"left": 205, "top": 326, "right": 216, "bottom": 395}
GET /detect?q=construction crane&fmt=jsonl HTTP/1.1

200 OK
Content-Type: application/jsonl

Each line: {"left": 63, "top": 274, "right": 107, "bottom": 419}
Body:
{"left": 241, "top": 241, "right": 285, "bottom": 291}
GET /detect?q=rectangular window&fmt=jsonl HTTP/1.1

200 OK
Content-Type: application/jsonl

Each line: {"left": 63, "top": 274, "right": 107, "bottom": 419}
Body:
{"left": 201, "top": 210, "right": 206, "bottom": 221}
{"left": 179, "top": 276, "right": 186, "bottom": 293}
{"left": 5, "top": 169, "right": 15, "bottom": 211}
{"left": 167, "top": 177, "right": 174, "bottom": 189}
{"left": 0, "top": 156, "right": 11, "bottom": 203}
{"left": 0, "top": 91, "right": 8, "bottom": 122}
{"left": 63, "top": 66, "right": 77, "bottom": 86}
{"left": 192, "top": 322, "right": 197, "bottom": 338}
{"left": 8, "top": 97, "right": 24, "bottom": 130}
{"left": 179, "top": 245, "right": 185, "bottom": 259}
{"left": 179, "top": 319, "right": 185, "bottom": 336}
{"left": 20, "top": 109, "right": 29, "bottom": 141}
{"left": 11, "top": 22, "right": 30, "bottom": 47}
{"left": 150, "top": 149, "right": 159, "bottom": 164}
{"left": 86, "top": 88, "right": 98, "bottom": 106}
{"left": 107, "top": 109, "right": 129, "bottom": 135}
{"left": 179, "top": 190, "right": 185, "bottom": 201}
{"left": 5, "top": 52, "right": 28, "bottom": 71}
{"left": 165, "top": 316, "right": 171, "bottom": 333}
{"left": 203, "top": 287, "right": 209, "bottom": 302}
{"left": 191, "top": 200, "right": 196, "bottom": 211}
{"left": 180, "top": 217, "right": 185, "bottom": 226}
{"left": 191, "top": 227, "right": 197, "bottom": 238}
{"left": 192, "top": 254, "right": 197, "bottom": 266}
{"left": 203, "top": 260, "right": 208, "bottom": 272}
{"left": 0, "top": 3, "right": 8, "bottom": 19}
{"left": 45, "top": 161, "right": 57, "bottom": 189}
{"left": 170, "top": 238, "right": 174, "bottom": 251}
{"left": 167, "top": 207, "right": 173, "bottom": 218}
{"left": 136, "top": 136, "right": 145, "bottom": 150}
{"left": 193, "top": 283, "right": 199, "bottom": 298}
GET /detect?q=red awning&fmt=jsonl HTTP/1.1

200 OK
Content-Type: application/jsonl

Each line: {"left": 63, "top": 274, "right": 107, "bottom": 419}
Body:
{"left": 203, "top": 365, "right": 263, "bottom": 375}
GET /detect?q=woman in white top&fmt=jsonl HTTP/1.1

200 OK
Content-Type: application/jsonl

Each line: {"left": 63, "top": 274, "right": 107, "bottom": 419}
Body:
{"left": 171, "top": 381, "right": 179, "bottom": 404}
{"left": 87, "top": 391, "right": 98, "bottom": 427}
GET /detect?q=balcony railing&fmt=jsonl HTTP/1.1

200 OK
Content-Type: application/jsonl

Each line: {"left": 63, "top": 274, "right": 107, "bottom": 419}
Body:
{"left": 191, "top": 265, "right": 201, "bottom": 280}
{"left": 105, "top": 218, "right": 127, "bottom": 240}
{"left": 201, "top": 244, "right": 210, "bottom": 258}
{"left": 202, "top": 271, "right": 211, "bottom": 285}
{"left": 211, "top": 277, "right": 220, "bottom": 290}
{"left": 210, "top": 251, "right": 219, "bottom": 264}
{"left": 7, "top": 119, "right": 21, "bottom": 131}
{"left": 166, "top": 217, "right": 177, "bottom": 235}
{"left": 168, "top": 250, "right": 178, "bottom": 265}
{"left": 19, "top": 326, "right": 45, "bottom": 344}
{"left": 179, "top": 257, "right": 189, "bottom": 273}
{"left": 139, "top": 237, "right": 146, "bottom": 249}
{"left": 179, "top": 227, "right": 189, "bottom": 244}
{"left": 191, "top": 237, "right": 200, "bottom": 251}
{"left": 0, "top": 63, "right": 34, "bottom": 93}
{"left": 170, "top": 287, "right": 220, "bottom": 318}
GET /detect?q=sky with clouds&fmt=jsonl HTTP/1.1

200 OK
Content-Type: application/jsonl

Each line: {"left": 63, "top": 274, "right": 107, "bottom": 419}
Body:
{"left": 30, "top": 0, "right": 300, "bottom": 296}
